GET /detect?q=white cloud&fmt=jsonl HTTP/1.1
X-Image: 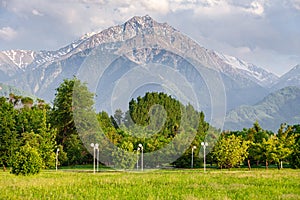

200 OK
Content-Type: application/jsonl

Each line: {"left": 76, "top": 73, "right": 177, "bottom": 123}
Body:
{"left": 190, "top": 0, "right": 268, "bottom": 17}
{"left": 113, "top": 0, "right": 170, "bottom": 15}
{"left": 0, "top": 27, "right": 17, "bottom": 41}
{"left": 32, "top": 9, "right": 43, "bottom": 16}
{"left": 291, "top": 0, "right": 300, "bottom": 10}
{"left": 64, "top": 9, "right": 79, "bottom": 24}
{"left": 244, "top": 1, "right": 265, "bottom": 16}
{"left": 116, "top": 3, "right": 137, "bottom": 15}
{"left": 0, "top": 0, "right": 299, "bottom": 75}
{"left": 169, "top": 1, "right": 196, "bottom": 12}
{"left": 140, "top": 0, "right": 170, "bottom": 14}
{"left": 205, "top": 0, "right": 224, "bottom": 6}
{"left": 194, "top": 1, "right": 232, "bottom": 17}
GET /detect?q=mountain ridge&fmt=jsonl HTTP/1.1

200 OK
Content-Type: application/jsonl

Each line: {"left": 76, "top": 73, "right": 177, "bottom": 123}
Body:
{"left": 0, "top": 15, "right": 299, "bottom": 131}
{"left": 225, "top": 86, "right": 300, "bottom": 131}
{"left": 0, "top": 15, "right": 278, "bottom": 86}
{"left": 272, "top": 64, "right": 300, "bottom": 90}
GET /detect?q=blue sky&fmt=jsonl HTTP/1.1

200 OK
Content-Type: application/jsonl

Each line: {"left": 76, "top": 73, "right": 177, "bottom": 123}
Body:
{"left": 0, "top": 0, "right": 299, "bottom": 76}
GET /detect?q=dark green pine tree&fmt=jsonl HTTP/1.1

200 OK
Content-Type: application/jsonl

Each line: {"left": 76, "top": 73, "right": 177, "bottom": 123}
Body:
{"left": 50, "top": 78, "right": 95, "bottom": 165}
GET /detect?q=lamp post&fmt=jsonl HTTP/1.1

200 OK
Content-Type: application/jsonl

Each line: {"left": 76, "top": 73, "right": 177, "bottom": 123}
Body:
{"left": 138, "top": 144, "right": 143, "bottom": 171}
{"left": 137, "top": 146, "right": 140, "bottom": 170}
{"left": 95, "top": 143, "right": 99, "bottom": 172}
{"left": 56, "top": 148, "right": 59, "bottom": 171}
{"left": 201, "top": 142, "right": 208, "bottom": 172}
{"left": 191, "top": 146, "right": 196, "bottom": 168}
{"left": 91, "top": 143, "right": 99, "bottom": 174}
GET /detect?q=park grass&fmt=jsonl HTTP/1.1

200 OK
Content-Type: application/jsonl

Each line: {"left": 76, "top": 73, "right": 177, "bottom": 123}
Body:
{"left": 0, "top": 168, "right": 299, "bottom": 200}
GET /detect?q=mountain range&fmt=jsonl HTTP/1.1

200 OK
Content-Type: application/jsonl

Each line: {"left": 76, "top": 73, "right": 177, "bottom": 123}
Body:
{"left": 0, "top": 15, "right": 299, "bottom": 131}
{"left": 225, "top": 86, "right": 300, "bottom": 131}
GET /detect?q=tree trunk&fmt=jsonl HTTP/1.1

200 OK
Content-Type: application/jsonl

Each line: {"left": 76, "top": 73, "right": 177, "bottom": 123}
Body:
{"left": 3, "top": 165, "right": 6, "bottom": 172}
{"left": 265, "top": 160, "right": 268, "bottom": 170}
{"left": 247, "top": 159, "right": 251, "bottom": 170}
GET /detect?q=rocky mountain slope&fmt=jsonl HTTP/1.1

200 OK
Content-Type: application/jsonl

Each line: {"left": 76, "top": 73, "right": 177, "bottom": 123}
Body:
{"left": 272, "top": 64, "right": 300, "bottom": 90}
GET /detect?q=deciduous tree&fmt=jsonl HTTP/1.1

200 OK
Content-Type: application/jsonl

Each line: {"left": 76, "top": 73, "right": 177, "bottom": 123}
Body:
{"left": 213, "top": 135, "right": 249, "bottom": 169}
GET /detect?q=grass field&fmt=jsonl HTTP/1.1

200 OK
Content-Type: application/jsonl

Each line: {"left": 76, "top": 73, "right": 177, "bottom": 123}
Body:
{"left": 1, "top": 169, "right": 299, "bottom": 200}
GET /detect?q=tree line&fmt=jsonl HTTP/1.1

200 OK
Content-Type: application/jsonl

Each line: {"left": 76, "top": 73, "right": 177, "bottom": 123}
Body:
{"left": 0, "top": 78, "right": 299, "bottom": 175}
{"left": 210, "top": 122, "right": 299, "bottom": 170}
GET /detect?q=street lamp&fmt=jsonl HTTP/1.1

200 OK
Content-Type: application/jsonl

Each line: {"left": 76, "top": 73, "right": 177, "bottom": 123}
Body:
{"left": 91, "top": 143, "right": 99, "bottom": 174}
{"left": 137, "top": 146, "right": 140, "bottom": 170}
{"left": 201, "top": 142, "right": 208, "bottom": 172}
{"left": 191, "top": 146, "right": 196, "bottom": 168}
{"left": 95, "top": 143, "right": 99, "bottom": 172}
{"left": 56, "top": 148, "right": 59, "bottom": 171}
{"left": 138, "top": 144, "right": 143, "bottom": 171}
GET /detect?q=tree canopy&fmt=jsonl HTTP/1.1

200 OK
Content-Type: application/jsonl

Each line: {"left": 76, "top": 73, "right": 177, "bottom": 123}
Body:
{"left": 1, "top": 78, "right": 299, "bottom": 173}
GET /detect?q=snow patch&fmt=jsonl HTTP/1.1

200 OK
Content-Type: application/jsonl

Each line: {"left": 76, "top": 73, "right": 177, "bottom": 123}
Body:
{"left": 3, "top": 50, "right": 35, "bottom": 70}
{"left": 214, "top": 51, "right": 250, "bottom": 72}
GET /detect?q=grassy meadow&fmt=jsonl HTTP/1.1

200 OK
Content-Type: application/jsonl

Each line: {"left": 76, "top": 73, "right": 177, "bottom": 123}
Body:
{"left": 1, "top": 169, "right": 299, "bottom": 200}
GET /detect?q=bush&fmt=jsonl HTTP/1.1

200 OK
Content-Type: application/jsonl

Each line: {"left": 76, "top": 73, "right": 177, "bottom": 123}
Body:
{"left": 11, "top": 145, "right": 43, "bottom": 176}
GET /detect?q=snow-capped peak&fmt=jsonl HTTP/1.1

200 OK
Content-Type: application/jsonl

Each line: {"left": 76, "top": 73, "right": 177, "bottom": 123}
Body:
{"left": 215, "top": 51, "right": 250, "bottom": 72}
{"left": 2, "top": 50, "right": 35, "bottom": 70}
{"left": 125, "top": 15, "right": 155, "bottom": 28}
{"left": 213, "top": 51, "right": 278, "bottom": 87}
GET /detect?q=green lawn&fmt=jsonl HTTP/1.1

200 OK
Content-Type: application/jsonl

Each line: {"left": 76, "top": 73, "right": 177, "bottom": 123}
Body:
{"left": 1, "top": 169, "right": 299, "bottom": 199}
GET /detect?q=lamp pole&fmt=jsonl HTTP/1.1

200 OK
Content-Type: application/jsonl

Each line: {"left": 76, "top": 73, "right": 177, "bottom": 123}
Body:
{"left": 191, "top": 146, "right": 196, "bottom": 168}
{"left": 95, "top": 143, "right": 99, "bottom": 172}
{"left": 137, "top": 147, "right": 140, "bottom": 170}
{"left": 138, "top": 144, "right": 143, "bottom": 171}
{"left": 56, "top": 148, "right": 59, "bottom": 171}
{"left": 91, "top": 143, "right": 99, "bottom": 174}
{"left": 201, "top": 142, "right": 208, "bottom": 172}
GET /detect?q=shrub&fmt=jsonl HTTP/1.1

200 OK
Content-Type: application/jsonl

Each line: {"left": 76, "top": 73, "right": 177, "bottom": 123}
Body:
{"left": 11, "top": 145, "right": 43, "bottom": 176}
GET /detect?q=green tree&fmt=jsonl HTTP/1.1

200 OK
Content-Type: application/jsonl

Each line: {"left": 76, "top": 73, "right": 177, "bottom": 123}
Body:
{"left": 256, "top": 136, "right": 278, "bottom": 169}
{"left": 96, "top": 92, "right": 212, "bottom": 168}
{"left": 1, "top": 95, "right": 57, "bottom": 170}
{"left": 128, "top": 92, "right": 182, "bottom": 138}
{"left": 0, "top": 97, "right": 18, "bottom": 170}
{"left": 65, "top": 134, "right": 87, "bottom": 165}
{"left": 276, "top": 124, "right": 296, "bottom": 169}
{"left": 51, "top": 78, "right": 95, "bottom": 165}
{"left": 15, "top": 100, "right": 57, "bottom": 169}
{"left": 238, "top": 122, "right": 272, "bottom": 169}
{"left": 213, "top": 135, "right": 249, "bottom": 169}
{"left": 113, "top": 109, "right": 124, "bottom": 127}
{"left": 37, "top": 110, "right": 57, "bottom": 168}
{"left": 51, "top": 79, "right": 78, "bottom": 145}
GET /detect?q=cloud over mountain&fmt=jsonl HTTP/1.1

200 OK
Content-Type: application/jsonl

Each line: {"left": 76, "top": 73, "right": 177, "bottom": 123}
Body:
{"left": 1, "top": 1, "right": 299, "bottom": 76}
